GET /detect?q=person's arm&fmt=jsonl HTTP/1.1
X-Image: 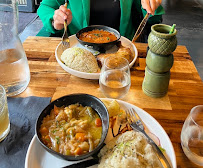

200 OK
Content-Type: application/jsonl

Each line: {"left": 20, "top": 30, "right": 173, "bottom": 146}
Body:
{"left": 53, "top": 6, "right": 72, "bottom": 31}
{"left": 141, "top": 0, "right": 164, "bottom": 25}
{"left": 37, "top": 0, "right": 63, "bottom": 34}
{"left": 141, "top": 0, "right": 162, "bottom": 15}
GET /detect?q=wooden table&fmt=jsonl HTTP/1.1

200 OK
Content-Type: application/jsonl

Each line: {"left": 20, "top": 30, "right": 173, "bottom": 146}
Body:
{"left": 21, "top": 36, "right": 203, "bottom": 168}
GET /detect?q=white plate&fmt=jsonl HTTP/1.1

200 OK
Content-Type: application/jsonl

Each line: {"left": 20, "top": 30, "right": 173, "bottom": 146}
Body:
{"left": 55, "top": 35, "right": 138, "bottom": 79}
{"left": 25, "top": 99, "right": 176, "bottom": 168}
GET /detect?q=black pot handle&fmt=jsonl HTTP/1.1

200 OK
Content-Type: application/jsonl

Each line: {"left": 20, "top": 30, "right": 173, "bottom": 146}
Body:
{"left": 61, "top": 157, "right": 99, "bottom": 168}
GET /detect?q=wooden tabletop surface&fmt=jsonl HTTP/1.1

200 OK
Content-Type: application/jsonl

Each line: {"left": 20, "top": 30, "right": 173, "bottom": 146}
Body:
{"left": 20, "top": 36, "right": 203, "bottom": 168}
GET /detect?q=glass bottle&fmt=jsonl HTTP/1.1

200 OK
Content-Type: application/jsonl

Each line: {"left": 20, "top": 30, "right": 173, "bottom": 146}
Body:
{"left": 0, "top": 0, "right": 30, "bottom": 97}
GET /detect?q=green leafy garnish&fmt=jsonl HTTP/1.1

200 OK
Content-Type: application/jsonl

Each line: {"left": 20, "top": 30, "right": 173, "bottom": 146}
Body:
{"left": 94, "top": 33, "right": 100, "bottom": 37}
{"left": 45, "top": 138, "right": 50, "bottom": 142}
{"left": 52, "top": 130, "right": 57, "bottom": 134}
{"left": 159, "top": 146, "right": 166, "bottom": 153}
{"left": 56, "top": 136, "right": 60, "bottom": 144}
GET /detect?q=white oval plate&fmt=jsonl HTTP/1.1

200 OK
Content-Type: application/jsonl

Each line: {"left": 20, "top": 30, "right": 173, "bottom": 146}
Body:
{"left": 55, "top": 35, "right": 138, "bottom": 80}
{"left": 25, "top": 99, "right": 176, "bottom": 168}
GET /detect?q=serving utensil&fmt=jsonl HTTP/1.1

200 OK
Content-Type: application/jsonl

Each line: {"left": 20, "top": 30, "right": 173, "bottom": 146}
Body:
{"left": 62, "top": 0, "right": 70, "bottom": 49}
{"left": 132, "top": 13, "right": 150, "bottom": 42}
{"left": 125, "top": 108, "right": 171, "bottom": 168}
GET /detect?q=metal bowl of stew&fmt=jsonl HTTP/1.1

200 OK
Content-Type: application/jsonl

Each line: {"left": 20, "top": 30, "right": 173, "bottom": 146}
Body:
{"left": 76, "top": 25, "right": 121, "bottom": 53}
{"left": 36, "top": 93, "right": 109, "bottom": 161}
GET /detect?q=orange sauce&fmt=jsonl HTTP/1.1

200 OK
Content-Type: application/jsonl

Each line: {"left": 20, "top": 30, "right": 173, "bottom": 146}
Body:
{"left": 79, "top": 29, "right": 117, "bottom": 43}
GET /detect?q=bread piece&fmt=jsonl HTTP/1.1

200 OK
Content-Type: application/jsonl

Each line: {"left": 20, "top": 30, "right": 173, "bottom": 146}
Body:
{"left": 97, "top": 46, "right": 133, "bottom": 67}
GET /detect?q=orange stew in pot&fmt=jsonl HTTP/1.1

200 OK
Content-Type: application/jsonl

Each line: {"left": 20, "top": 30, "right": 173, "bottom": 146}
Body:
{"left": 39, "top": 103, "right": 102, "bottom": 156}
{"left": 79, "top": 29, "right": 117, "bottom": 43}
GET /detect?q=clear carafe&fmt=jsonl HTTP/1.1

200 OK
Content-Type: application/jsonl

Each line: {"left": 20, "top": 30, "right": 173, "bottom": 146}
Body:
{"left": 0, "top": 0, "right": 30, "bottom": 97}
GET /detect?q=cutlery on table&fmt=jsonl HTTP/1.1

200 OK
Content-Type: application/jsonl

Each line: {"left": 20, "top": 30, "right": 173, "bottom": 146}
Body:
{"left": 125, "top": 108, "right": 172, "bottom": 168}
{"left": 132, "top": 12, "right": 150, "bottom": 42}
{"left": 62, "top": 0, "right": 70, "bottom": 49}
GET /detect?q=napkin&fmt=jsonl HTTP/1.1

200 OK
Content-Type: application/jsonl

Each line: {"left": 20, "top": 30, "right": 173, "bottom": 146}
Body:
{"left": 0, "top": 96, "right": 51, "bottom": 168}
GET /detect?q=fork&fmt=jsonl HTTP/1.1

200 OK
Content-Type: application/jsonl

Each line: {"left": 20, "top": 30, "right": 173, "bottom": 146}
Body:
{"left": 62, "top": 0, "right": 70, "bottom": 49}
{"left": 126, "top": 108, "right": 171, "bottom": 168}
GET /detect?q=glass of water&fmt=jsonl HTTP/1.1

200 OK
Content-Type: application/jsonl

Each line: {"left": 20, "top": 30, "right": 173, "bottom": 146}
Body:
{"left": 99, "top": 56, "right": 131, "bottom": 99}
{"left": 181, "top": 105, "right": 203, "bottom": 166}
{"left": 0, "top": 85, "right": 10, "bottom": 142}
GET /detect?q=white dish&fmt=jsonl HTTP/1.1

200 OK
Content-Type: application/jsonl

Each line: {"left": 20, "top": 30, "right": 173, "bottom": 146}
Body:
{"left": 55, "top": 35, "right": 138, "bottom": 79}
{"left": 25, "top": 98, "right": 176, "bottom": 168}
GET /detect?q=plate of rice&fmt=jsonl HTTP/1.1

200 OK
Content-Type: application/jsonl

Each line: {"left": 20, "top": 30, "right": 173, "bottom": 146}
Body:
{"left": 25, "top": 98, "right": 176, "bottom": 168}
{"left": 55, "top": 35, "right": 138, "bottom": 79}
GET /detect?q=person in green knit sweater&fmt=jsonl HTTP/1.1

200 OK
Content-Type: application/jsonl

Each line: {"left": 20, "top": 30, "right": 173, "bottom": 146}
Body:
{"left": 37, "top": 0, "right": 164, "bottom": 42}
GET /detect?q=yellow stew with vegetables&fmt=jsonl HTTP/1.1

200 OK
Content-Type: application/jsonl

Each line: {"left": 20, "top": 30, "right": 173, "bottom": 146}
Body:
{"left": 39, "top": 103, "right": 102, "bottom": 156}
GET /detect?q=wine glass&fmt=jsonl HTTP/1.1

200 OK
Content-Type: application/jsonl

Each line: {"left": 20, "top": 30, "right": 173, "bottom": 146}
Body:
{"left": 181, "top": 105, "right": 203, "bottom": 166}
{"left": 99, "top": 56, "right": 131, "bottom": 99}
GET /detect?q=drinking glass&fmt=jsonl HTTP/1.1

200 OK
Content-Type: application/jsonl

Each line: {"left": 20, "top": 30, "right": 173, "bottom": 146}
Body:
{"left": 0, "top": 85, "right": 10, "bottom": 142}
{"left": 0, "top": 1, "right": 30, "bottom": 97}
{"left": 99, "top": 56, "right": 131, "bottom": 99}
{"left": 181, "top": 105, "right": 203, "bottom": 166}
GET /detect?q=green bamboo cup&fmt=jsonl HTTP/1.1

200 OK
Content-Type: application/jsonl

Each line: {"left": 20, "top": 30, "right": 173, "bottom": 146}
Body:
{"left": 148, "top": 24, "right": 177, "bottom": 55}
{"left": 142, "top": 67, "right": 170, "bottom": 98}
{"left": 146, "top": 49, "right": 174, "bottom": 73}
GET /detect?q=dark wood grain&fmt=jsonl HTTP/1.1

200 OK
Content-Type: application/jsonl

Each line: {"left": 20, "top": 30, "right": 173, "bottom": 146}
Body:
{"left": 20, "top": 36, "right": 203, "bottom": 168}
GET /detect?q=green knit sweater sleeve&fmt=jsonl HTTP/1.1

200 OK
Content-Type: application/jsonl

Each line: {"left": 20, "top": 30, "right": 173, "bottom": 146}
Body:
{"left": 37, "top": 0, "right": 64, "bottom": 34}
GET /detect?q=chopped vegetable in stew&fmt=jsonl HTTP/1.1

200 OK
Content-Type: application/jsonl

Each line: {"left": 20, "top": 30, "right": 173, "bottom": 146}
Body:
{"left": 39, "top": 103, "right": 102, "bottom": 156}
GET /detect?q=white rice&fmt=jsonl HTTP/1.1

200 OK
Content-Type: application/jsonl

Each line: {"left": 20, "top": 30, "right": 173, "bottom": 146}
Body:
{"left": 98, "top": 131, "right": 162, "bottom": 168}
{"left": 61, "top": 47, "right": 99, "bottom": 73}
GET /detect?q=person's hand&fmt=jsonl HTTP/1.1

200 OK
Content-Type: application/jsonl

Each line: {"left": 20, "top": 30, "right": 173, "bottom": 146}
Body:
{"left": 53, "top": 5, "right": 72, "bottom": 30}
{"left": 141, "top": 0, "right": 162, "bottom": 15}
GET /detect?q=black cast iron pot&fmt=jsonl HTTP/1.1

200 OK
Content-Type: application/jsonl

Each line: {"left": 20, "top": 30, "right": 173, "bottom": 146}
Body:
{"left": 36, "top": 93, "right": 109, "bottom": 161}
{"left": 76, "top": 25, "right": 121, "bottom": 53}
